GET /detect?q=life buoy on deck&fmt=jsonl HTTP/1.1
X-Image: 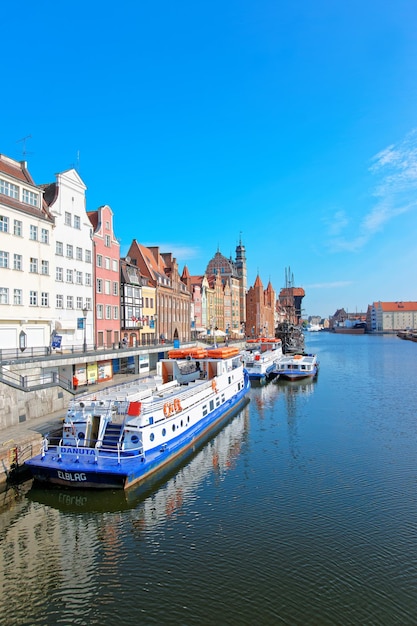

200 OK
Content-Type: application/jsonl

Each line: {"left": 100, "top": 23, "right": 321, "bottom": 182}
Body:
{"left": 173, "top": 397, "right": 182, "bottom": 412}
{"left": 212, "top": 380, "right": 218, "bottom": 394}
{"left": 163, "top": 403, "right": 171, "bottom": 418}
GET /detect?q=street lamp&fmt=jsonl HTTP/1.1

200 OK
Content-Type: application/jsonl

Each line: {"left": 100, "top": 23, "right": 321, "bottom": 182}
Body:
{"left": 154, "top": 314, "right": 158, "bottom": 345}
{"left": 82, "top": 306, "right": 88, "bottom": 352}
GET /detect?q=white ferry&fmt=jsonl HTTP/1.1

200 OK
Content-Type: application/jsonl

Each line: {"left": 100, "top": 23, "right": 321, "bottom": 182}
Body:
{"left": 240, "top": 338, "right": 283, "bottom": 381}
{"left": 274, "top": 353, "right": 319, "bottom": 380}
{"left": 25, "top": 347, "right": 250, "bottom": 490}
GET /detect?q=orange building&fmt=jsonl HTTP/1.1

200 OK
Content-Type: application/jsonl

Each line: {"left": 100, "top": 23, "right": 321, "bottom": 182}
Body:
{"left": 245, "top": 275, "right": 276, "bottom": 338}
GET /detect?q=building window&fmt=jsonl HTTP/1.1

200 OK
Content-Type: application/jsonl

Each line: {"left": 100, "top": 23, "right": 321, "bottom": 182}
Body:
{"left": 85, "top": 297, "right": 92, "bottom": 310}
{"left": 74, "top": 215, "right": 81, "bottom": 229}
{"left": 14, "top": 220, "right": 22, "bottom": 236}
{"left": 13, "top": 254, "right": 22, "bottom": 270}
{"left": 97, "top": 304, "right": 103, "bottom": 319}
{"left": 67, "top": 295, "right": 73, "bottom": 309}
{"left": 29, "top": 290, "right": 38, "bottom": 306}
{"left": 41, "top": 260, "right": 49, "bottom": 275}
{"left": 0, "top": 287, "right": 8, "bottom": 304}
{"left": 0, "top": 251, "right": 9, "bottom": 268}
{"left": 0, "top": 180, "right": 18, "bottom": 199}
{"left": 105, "top": 221, "right": 110, "bottom": 230}
{"left": 56, "top": 267, "right": 63, "bottom": 281}
{"left": 106, "top": 305, "right": 111, "bottom": 319}
{"left": 66, "top": 269, "right": 73, "bottom": 283}
{"left": 65, "top": 211, "right": 71, "bottom": 226}
{"left": 76, "top": 296, "right": 83, "bottom": 309}
{"left": 22, "top": 189, "right": 39, "bottom": 207}
{"left": 105, "top": 234, "right": 111, "bottom": 247}
{"left": 13, "top": 289, "right": 22, "bottom": 305}
{"left": 96, "top": 254, "right": 102, "bottom": 267}
{"left": 85, "top": 249, "right": 91, "bottom": 263}
{"left": 41, "top": 228, "right": 49, "bottom": 244}
{"left": 76, "top": 247, "right": 83, "bottom": 261}
{"left": 105, "top": 280, "right": 111, "bottom": 295}
{"left": 113, "top": 282, "right": 118, "bottom": 296}
{"left": 66, "top": 244, "right": 73, "bottom": 258}
{"left": 29, "top": 225, "right": 38, "bottom": 240}
{"left": 41, "top": 292, "right": 49, "bottom": 307}
{"left": 96, "top": 278, "right": 103, "bottom": 293}
{"left": 105, "top": 257, "right": 110, "bottom": 269}
{"left": 56, "top": 241, "right": 63, "bottom": 256}
{"left": 76, "top": 271, "right": 83, "bottom": 285}
{"left": 0, "top": 216, "right": 9, "bottom": 233}
{"left": 113, "top": 306, "right": 119, "bottom": 319}
{"left": 85, "top": 273, "right": 92, "bottom": 286}
{"left": 112, "top": 259, "right": 118, "bottom": 272}
{"left": 56, "top": 294, "right": 63, "bottom": 308}
{"left": 29, "top": 257, "right": 38, "bottom": 273}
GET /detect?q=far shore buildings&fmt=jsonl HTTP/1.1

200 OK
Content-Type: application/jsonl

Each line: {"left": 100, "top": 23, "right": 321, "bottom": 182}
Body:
{"left": 366, "top": 301, "right": 417, "bottom": 332}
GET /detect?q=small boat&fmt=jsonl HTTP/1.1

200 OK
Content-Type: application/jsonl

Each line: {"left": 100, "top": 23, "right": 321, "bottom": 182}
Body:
{"left": 240, "top": 338, "right": 283, "bottom": 381}
{"left": 25, "top": 348, "right": 250, "bottom": 490}
{"left": 274, "top": 353, "right": 319, "bottom": 380}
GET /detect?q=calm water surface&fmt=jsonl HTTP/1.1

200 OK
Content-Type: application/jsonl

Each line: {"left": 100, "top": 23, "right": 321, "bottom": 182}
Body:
{"left": 1, "top": 333, "right": 416, "bottom": 625}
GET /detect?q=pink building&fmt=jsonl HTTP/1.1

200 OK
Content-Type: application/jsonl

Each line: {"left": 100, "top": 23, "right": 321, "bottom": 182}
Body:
{"left": 88, "top": 205, "right": 120, "bottom": 348}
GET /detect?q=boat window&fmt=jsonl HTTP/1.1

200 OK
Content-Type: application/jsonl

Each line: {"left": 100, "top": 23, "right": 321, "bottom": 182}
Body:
{"left": 131, "top": 435, "right": 139, "bottom": 444}
{"left": 172, "top": 424, "right": 176, "bottom": 432}
{"left": 78, "top": 432, "right": 85, "bottom": 439}
{"left": 150, "top": 433, "right": 155, "bottom": 442}
{"left": 162, "top": 428, "right": 166, "bottom": 437}
{"left": 210, "top": 400, "right": 214, "bottom": 411}
{"left": 202, "top": 405, "right": 208, "bottom": 416}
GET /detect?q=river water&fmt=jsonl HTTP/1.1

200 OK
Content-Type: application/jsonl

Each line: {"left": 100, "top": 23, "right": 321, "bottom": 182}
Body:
{"left": 1, "top": 332, "right": 416, "bottom": 625}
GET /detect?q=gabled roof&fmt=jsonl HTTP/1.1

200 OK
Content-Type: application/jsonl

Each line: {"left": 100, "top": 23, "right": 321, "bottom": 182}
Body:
{"left": 0, "top": 154, "right": 35, "bottom": 185}
{"left": 377, "top": 301, "right": 417, "bottom": 311}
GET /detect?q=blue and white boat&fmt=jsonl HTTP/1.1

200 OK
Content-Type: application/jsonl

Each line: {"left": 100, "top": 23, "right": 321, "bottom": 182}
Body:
{"left": 25, "top": 347, "right": 250, "bottom": 490}
{"left": 274, "top": 353, "right": 319, "bottom": 380}
{"left": 241, "top": 338, "right": 283, "bottom": 381}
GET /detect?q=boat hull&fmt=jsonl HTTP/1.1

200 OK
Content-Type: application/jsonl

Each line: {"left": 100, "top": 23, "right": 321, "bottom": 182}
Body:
{"left": 26, "top": 375, "right": 250, "bottom": 490}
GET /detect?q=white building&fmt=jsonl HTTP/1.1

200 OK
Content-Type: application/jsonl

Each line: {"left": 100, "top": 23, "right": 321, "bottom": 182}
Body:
{"left": 0, "top": 154, "right": 55, "bottom": 350}
{"left": 42, "top": 169, "right": 94, "bottom": 350}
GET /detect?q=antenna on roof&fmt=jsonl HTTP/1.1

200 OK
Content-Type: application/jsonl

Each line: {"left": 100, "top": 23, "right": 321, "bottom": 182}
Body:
{"left": 16, "top": 135, "right": 33, "bottom": 158}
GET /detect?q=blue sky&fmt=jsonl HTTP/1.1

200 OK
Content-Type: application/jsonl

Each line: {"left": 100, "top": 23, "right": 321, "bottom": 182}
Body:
{"left": 3, "top": 0, "right": 417, "bottom": 318}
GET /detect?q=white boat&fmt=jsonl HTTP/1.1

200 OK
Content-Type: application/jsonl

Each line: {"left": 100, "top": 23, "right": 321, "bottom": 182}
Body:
{"left": 241, "top": 338, "right": 283, "bottom": 381}
{"left": 274, "top": 353, "right": 319, "bottom": 380}
{"left": 25, "top": 347, "right": 250, "bottom": 490}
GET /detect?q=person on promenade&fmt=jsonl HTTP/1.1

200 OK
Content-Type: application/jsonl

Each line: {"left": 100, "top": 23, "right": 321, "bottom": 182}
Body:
{"left": 72, "top": 375, "right": 79, "bottom": 391}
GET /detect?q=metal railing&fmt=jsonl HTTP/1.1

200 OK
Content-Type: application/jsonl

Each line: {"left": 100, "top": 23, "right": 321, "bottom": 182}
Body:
{"left": 0, "top": 368, "right": 72, "bottom": 392}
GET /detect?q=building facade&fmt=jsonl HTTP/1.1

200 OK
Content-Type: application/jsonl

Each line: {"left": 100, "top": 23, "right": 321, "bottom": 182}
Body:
{"left": 0, "top": 154, "right": 55, "bottom": 350}
{"left": 88, "top": 205, "right": 120, "bottom": 349}
{"left": 43, "top": 169, "right": 94, "bottom": 350}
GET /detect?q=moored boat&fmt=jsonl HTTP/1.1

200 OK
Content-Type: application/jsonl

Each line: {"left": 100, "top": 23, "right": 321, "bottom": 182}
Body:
{"left": 240, "top": 338, "right": 283, "bottom": 381}
{"left": 25, "top": 348, "right": 250, "bottom": 490}
{"left": 274, "top": 353, "right": 319, "bottom": 380}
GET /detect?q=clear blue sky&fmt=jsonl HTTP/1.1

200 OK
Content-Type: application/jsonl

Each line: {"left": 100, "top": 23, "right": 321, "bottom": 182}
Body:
{"left": 3, "top": 0, "right": 417, "bottom": 318}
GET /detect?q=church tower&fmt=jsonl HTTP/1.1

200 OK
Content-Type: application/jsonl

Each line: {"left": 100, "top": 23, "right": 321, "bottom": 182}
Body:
{"left": 235, "top": 235, "right": 247, "bottom": 326}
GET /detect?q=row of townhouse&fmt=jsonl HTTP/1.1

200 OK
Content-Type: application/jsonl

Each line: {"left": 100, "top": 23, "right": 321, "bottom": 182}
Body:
{"left": 0, "top": 154, "right": 191, "bottom": 353}
{"left": 1, "top": 151, "right": 289, "bottom": 356}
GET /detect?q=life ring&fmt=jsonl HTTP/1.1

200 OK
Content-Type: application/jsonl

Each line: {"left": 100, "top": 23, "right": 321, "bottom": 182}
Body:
{"left": 173, "top": 398, "right": 182, "bottom": 412}
{"left": 163, "top": 403, "right": 171, "bottom": 418}
{"left": 211, "top": 380, "right": 218, "bottom": 393}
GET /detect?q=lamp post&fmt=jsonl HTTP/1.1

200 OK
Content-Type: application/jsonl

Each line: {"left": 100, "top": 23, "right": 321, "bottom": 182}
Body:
{"left": 154, "top": 314, "right": 158, "bottom": 345}
{"left": 82, "top": 306, "right": 88, "bottom": 352}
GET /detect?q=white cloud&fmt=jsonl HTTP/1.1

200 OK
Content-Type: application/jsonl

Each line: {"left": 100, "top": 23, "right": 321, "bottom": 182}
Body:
{"left": 326, "top": 129, "right": 417, "bottom": 253}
